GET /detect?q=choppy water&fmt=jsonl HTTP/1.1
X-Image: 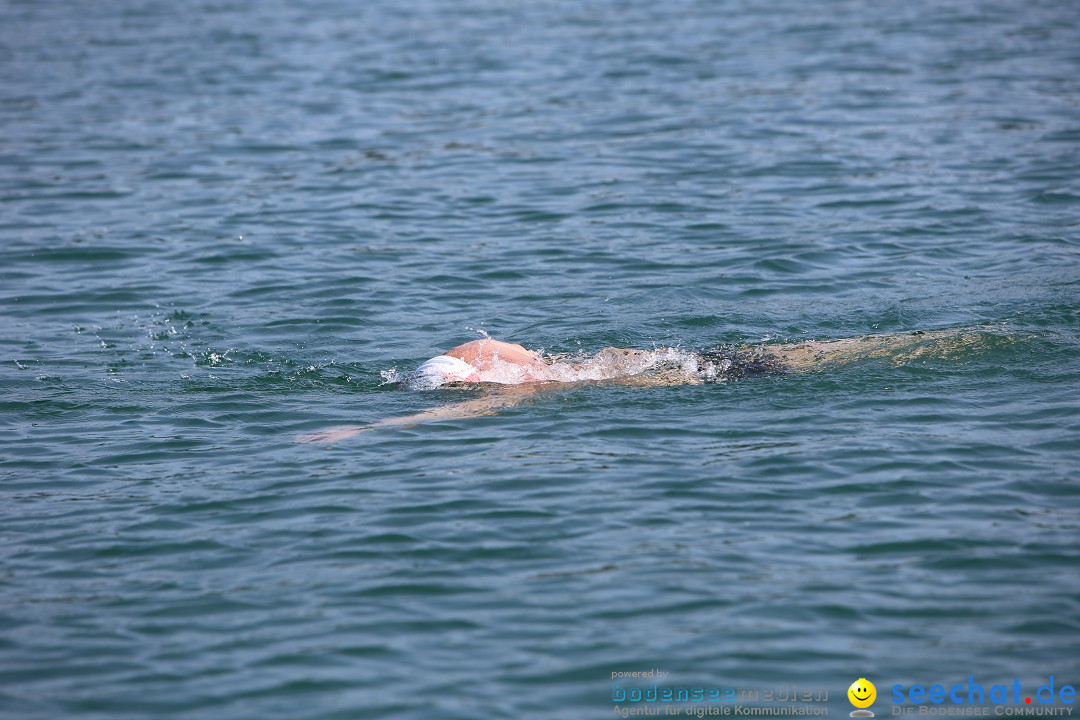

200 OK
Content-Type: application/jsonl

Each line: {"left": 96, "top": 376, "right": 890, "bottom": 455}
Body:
{"left": 2, "top": 0, "right": 1079, "bottom": 718}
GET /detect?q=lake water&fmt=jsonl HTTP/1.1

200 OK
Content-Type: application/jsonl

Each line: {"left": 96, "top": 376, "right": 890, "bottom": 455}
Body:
{"left": 1, "top": 0, "right": 1078, "bottom": 718}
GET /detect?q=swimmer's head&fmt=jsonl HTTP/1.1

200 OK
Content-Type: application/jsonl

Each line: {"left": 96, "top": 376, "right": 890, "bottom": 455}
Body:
{"left": 446, "top": 338, "right": 541, "bottom": 368}
{"left": 409, "top": 354, "right": 479, "bottom": 389}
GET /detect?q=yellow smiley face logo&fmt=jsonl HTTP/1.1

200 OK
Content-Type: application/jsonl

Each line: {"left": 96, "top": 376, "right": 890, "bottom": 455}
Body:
{"left": 848, "top": 678, "right": 876, "bottom": 708}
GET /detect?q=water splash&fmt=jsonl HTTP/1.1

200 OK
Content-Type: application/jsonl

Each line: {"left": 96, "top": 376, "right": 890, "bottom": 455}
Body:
{"left": 380, "top": 367, "right": 407, "bottom": 386}
{"left": 537, "top": 347, "right": 703, "bottom": 384}
{"left": 464, "top": 326, "right": 492, "bottom": 340}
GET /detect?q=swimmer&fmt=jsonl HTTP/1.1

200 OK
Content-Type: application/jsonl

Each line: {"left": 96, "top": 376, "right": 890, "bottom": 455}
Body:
{"left": 298, "top": 329, "right": 970, "bottom": 443}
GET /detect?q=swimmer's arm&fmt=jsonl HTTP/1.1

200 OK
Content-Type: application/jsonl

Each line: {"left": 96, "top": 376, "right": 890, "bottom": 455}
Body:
{"left": 297, "top": 385, "right": 542, "bottom": 444}
{"left": 376, "top": 384, "right": 541, "bottom": 426}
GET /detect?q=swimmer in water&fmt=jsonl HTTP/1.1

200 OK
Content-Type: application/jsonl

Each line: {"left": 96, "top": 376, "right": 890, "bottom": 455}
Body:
{"left": 298, "top": 328, "right": 978, "bottom": 444}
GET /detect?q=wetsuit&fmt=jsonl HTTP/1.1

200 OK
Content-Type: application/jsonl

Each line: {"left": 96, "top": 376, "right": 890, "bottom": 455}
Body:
{"left": 694, "top": 346, "right": 788, "bottom": 381}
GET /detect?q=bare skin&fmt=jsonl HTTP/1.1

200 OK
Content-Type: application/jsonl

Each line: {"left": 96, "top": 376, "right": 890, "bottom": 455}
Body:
{"left": 296, "top": 383, "right": 543, "bottom": 443}
{"left": 445, "top": 339, "right": 543, "bottom": 368}
{"left": 297, "top": 329, "right": 967, "bottom": 444}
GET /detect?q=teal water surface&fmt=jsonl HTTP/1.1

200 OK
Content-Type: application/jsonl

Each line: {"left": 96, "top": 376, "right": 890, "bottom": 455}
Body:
{"left": 1, "top": 0, "right": 1079, "bottom": 718}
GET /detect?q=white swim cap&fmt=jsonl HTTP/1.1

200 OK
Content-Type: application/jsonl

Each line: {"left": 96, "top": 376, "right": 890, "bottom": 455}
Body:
{"left": 410, "top": 355, "right": 477, "bottom": 388}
